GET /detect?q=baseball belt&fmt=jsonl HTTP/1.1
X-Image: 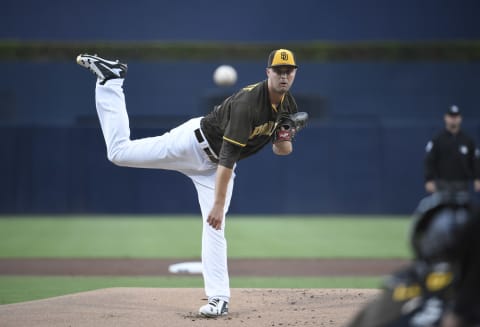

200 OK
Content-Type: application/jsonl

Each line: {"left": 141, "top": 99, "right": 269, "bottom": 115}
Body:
{"left": 194, "top": 128, "right": 219, "bottom": 164}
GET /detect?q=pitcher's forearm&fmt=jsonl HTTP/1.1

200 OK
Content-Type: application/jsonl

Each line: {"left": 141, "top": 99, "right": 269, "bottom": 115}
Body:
{"left": 214, "top": 165, "right": 233, "bottom": 206}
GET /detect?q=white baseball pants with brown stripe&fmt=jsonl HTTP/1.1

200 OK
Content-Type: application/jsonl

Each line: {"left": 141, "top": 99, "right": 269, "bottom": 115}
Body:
{"left": 94, "top": 79, "right": 233, "bottom": 302}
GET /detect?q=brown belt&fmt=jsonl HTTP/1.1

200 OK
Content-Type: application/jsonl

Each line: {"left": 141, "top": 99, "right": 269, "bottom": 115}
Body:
{"left": 194, "top": 128, "right": 219, "bottom": 163}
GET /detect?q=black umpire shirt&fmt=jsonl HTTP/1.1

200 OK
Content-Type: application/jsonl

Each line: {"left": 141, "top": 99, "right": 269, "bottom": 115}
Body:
{"left": 424, "top": 129, "right": 480, "bottom": 183}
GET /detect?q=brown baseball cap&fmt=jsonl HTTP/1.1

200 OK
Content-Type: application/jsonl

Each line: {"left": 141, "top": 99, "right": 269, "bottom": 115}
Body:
{"left": 267, "top": 49, "right": 298, "bottom": 68}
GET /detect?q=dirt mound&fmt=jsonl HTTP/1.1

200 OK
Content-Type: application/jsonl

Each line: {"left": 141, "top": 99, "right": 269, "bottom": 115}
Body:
{"left": 0, "top": 288, "right": 380, "bottom": 327}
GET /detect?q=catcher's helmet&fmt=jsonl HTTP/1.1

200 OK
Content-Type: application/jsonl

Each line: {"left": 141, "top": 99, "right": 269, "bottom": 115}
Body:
{"left": 410, "top": 191, "right": 472, "bottom": 263}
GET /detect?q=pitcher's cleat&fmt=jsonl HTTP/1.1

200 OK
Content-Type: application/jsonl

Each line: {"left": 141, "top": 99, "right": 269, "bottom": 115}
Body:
{"left": 199, "top": 298, "right": 229, "bottom": 317}
{"left": 76, "top": 54, "right": 127, "bottom": 85}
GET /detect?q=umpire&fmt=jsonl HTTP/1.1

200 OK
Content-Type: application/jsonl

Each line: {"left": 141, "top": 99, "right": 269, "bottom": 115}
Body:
{"left": 424, "top": 105, "right": 480, "bottom": 194}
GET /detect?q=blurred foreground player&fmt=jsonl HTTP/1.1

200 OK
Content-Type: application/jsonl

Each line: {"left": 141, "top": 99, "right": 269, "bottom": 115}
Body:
{"left": 76, "top": 50, "right": 308, "bottom": 317}
{"left": 346, "top": 191, "right": 480, "bottom": 327}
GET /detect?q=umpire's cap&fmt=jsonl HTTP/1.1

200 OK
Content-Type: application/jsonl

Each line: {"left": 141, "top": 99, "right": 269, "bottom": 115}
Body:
{"left": 446, "top": 105, "right": 461, "bottom": 116}
{"left": 267, "top": 49, "right": 298, "bottom": 68}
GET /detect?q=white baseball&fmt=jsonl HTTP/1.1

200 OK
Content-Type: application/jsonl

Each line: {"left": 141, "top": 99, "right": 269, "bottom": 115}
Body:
{"left": 213, "top": 65, "right": 237, "bottom": 87}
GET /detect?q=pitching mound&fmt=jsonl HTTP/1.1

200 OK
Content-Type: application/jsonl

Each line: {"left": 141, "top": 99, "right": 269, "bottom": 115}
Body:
{"left": 0, "top": 288, "right": 380, "bottom": 327}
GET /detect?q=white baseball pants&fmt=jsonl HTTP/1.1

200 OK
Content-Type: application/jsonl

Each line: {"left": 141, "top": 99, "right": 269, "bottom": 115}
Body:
{"left": 95, "top": 79, "right": 234, "bottom": 302}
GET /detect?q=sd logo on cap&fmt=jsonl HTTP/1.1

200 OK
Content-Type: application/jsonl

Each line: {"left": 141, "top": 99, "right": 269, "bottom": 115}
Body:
{"left": 267, "top": 49, "right": 298, "bottom": 68}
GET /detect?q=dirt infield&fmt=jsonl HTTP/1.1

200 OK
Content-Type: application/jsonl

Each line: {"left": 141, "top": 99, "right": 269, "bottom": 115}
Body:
{"left": 0, "top": 258, "right": 406, "bottom": 326}
{"left": 0, "top": 288, "right": 381, "bottom": 327}
{"left": 0, "top": 258, "right": 409, "bottom": 276}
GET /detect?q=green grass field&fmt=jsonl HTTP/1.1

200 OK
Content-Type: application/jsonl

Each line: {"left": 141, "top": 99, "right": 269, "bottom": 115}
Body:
{"left": 0, "top": 215, "right": 411, "bottom": 304}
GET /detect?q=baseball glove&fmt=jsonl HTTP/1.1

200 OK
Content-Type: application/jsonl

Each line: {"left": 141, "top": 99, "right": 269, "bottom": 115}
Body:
{"left": 273, "top": 112, "right": 309, "bottom": 143}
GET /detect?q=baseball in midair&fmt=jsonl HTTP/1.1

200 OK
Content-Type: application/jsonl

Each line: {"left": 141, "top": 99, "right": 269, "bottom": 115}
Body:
{"left": 213, "top": 65, "right": 237, "bottom": 87}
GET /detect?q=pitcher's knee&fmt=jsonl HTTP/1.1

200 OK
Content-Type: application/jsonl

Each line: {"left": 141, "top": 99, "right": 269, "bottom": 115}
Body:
{"left": 105, "top": 140, "right": 132, "bottom": 166}
{"left": 107, "top": 149, "right": 128, "bottom": 167}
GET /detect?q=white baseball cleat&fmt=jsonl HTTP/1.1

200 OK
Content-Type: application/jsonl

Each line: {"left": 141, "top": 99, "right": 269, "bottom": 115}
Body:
{"left": 199, "top": 298, "right": 229, "bottom": 317}
{"left": 76, "top": 54, "right": 127, "bottom": 85}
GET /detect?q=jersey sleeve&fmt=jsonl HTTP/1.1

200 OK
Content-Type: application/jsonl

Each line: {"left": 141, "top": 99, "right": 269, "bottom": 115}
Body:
{"left": 472, "top": 142, "right": 480, "bottom": 179}
{"left": 218, "top": 140, "right": 242, "bottom": 169}
{"left": 222, "top": 101, "right": 252, "bottom": 147}
{"left": 286, "top": 93, "right": 298, "bottom": 114}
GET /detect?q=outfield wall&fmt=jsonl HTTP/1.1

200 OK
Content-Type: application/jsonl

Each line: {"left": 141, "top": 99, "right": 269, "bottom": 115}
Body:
{"left": 1, "top": 122, "right": 479, "bottom": 215}
{"left": 1, "top": 61, "right": 480, "bottom": 214}
{"left": 2, "top": 61, "right": 480, "bottom": 126}
{"left": 2, "top": 0, "right": 480, "bottom": 214}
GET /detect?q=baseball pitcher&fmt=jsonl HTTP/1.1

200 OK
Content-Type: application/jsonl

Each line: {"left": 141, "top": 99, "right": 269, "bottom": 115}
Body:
{"left": 76, "top": 49, "right": 308, "bottom": 317}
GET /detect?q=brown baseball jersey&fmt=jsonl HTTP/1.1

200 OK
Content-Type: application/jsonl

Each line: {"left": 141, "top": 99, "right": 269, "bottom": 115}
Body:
{"left": 200, "top": 80, "right": 298, "bottom": 164}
